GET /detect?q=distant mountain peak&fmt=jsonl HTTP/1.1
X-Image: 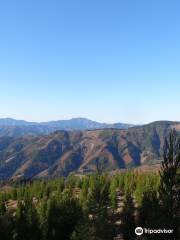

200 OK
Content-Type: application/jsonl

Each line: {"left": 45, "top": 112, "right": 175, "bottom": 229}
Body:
{"left": 0, "top": 117, "right": 134, "bottom": 137}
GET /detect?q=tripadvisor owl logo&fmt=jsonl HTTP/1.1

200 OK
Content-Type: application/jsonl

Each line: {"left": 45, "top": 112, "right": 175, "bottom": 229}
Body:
{"left": 135, "top": 227, "right": 174, "bottom": 236}
{"left": 135, "top": 227, "right": 143, "bottom": 236}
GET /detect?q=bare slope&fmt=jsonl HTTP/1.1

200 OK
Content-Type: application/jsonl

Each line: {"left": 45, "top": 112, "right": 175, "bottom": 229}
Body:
{"left": 0, "top": 121, "right": 179, "bottom": 179}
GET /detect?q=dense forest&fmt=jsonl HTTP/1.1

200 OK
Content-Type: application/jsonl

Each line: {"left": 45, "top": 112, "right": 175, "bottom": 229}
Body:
{"left": 0, "top": 132, "right": 179, "bottom": 240}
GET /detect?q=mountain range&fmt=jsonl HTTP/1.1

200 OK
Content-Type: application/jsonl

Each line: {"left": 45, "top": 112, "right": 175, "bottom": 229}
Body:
{"left": 0, "top": 119, "right": 179, "bottom": 180}
{"left": 0, "top": 118, "right": 134, "bottom": 137}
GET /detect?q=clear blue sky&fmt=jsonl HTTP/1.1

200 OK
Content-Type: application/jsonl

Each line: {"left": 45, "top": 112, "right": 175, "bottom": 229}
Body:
{"left": 0, "top": 0, "right": 180, "bottom": 124}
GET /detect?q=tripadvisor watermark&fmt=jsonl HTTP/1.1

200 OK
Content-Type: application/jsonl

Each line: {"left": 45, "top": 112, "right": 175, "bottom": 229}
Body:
{"left": 135, "top": 227, "right": 174, "bottom": 236}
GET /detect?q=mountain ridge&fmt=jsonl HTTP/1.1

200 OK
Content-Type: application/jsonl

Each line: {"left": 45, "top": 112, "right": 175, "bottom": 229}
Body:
{"left": 0, "top": 120, "right": 180, "bottom": 180}
{"left": 0, "top": 117, "right": 134, "bottom": 137}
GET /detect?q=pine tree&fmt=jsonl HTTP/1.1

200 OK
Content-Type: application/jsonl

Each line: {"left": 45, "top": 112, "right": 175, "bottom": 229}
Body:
{"left": 0, "top": 200, "right": 13, "bottom": 240}
{"left": 159, "top": 131, "right": 180, "bottom": 238}
{"left": 38, "top": 198, "right": 49, "bottom": 240}
{"left": 86, "top": 175, "right": 115, "bottom": 240}
{"left": 15, "top": 197, "right": 41, "bottom": 240}
{"left": 122, "top": 193, "right": 136, "bottom": 240}
{"left": 70, "top": 216, "right": 95, "bottom": 240}
{"left": 47, "top": 191, "right": 82, "bottom": 240}
{"left": 138, "top": 191, "right": 162, "bottom": 240}
{"left": 109, "top": 177, "right": 118, "bottom": 210}
{"left": 0, "top": 200, "right": 6, "bottom": 215}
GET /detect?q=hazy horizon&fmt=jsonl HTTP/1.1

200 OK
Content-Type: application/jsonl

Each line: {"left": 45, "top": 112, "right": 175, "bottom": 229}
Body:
{"left": 0, "top": 115, "right": 180, "bottom": 126}
{"left": 1, "top": 1, "right": 180, "bottom": 124}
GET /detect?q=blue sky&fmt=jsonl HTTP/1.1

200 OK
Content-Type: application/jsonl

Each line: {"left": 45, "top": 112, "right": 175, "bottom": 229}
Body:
{"left": 0, "top": 0, "right": 180, "bottom": 124}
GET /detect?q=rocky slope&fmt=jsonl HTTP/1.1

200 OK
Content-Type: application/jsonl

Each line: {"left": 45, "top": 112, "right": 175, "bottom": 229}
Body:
{"left": 0, "top": 121, "right": 179, "bottom": 180}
